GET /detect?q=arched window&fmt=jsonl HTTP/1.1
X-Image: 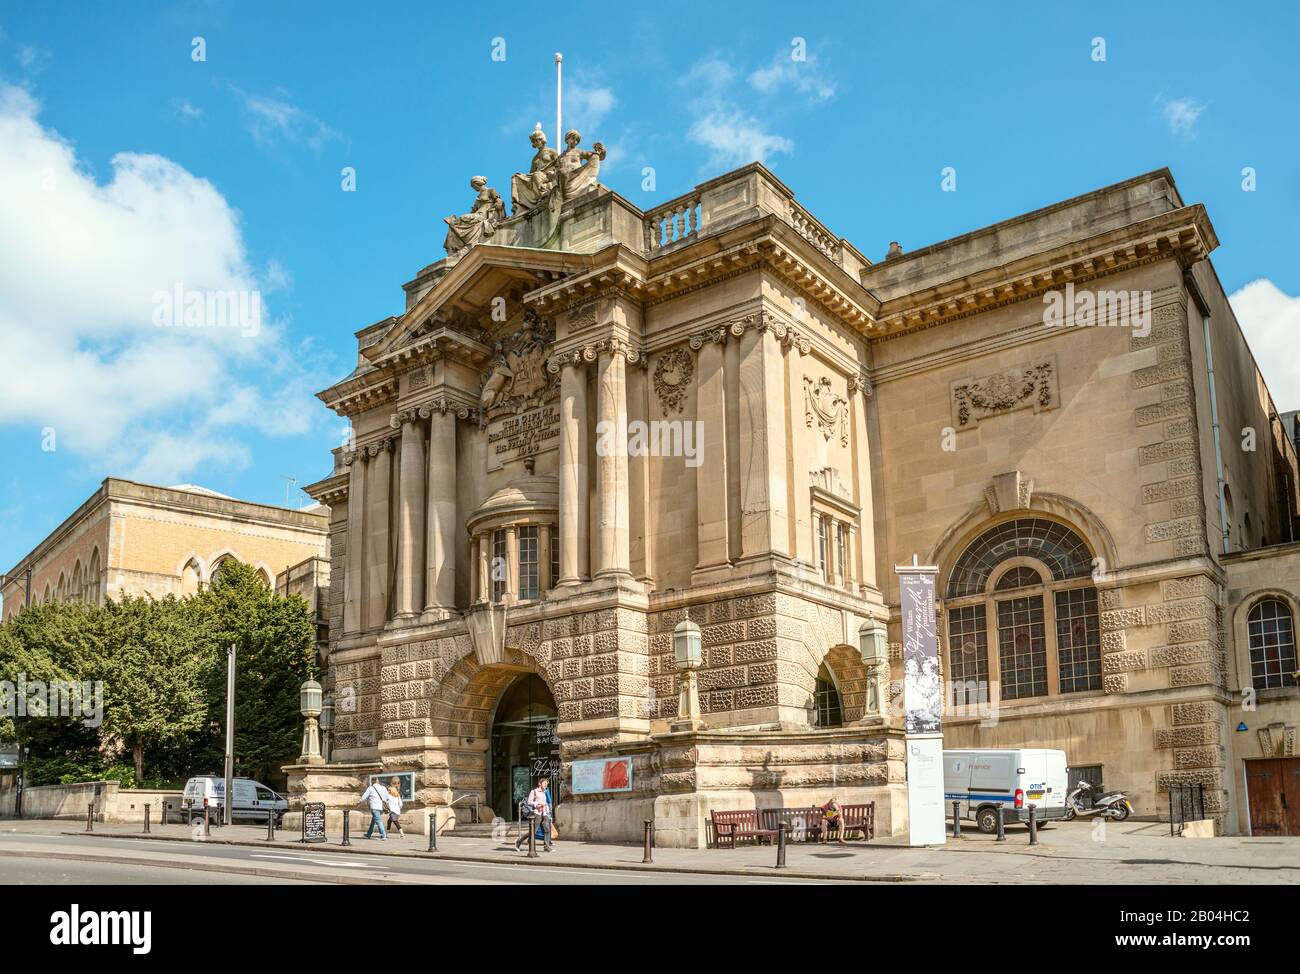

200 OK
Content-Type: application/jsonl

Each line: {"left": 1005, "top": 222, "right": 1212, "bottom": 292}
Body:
{"left": 86, "top": 548, "right": 102, "bottom": 605}
{"left": 255, "top": 568, "right": 272, "bottom": 589}
{"left": 180, "top": 559, "right": 202, "bottom": 597}
{"left": 210, "top": 557, "right": 233, "bottom": 587}
{"left": 812, "top": 662, "right": 843, "bottom": 728}
{"left": 1247, "top": 599, "right": 1297, "bottom": 690}
{"left": 944, "top": 518, "right": 1102, "bottom": 702}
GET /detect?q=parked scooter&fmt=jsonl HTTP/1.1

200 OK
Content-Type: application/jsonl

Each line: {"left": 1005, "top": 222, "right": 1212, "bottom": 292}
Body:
{"left": 1063, "top": 779, "right": 1132, "bottom": 821}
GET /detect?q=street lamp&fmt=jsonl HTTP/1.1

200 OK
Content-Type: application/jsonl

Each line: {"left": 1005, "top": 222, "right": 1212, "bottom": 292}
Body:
{"left": 319, "top": 690, "right": 335, "bottom": 763}
{"left": 859, "top": 618, "right": 890, "bottom": 722}
{"left": 299, "top": 678, "right": 324, "bottom": 764}
{"left": 670, "top": 620, "right": 706, "bottom": 732}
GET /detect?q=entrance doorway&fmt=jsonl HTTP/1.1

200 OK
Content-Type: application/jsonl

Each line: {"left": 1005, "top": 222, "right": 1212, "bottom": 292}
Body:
{"left": 489, "top": 674, "right": 560, "bottom": 820}
{"left": 1245, "top": 758, "right": 1300, "bottom": 836}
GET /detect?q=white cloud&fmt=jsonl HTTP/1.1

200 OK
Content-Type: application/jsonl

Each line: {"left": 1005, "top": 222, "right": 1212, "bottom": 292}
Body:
{"left": 1229, "top": 278, "right": 1300, "bottom": 412}
{"left": 231, "top": 85, "right": 339, "bottom": 151}
{"left": 564, "top": 80, "right": 616, "bottom": 135}
{"left": 1158, "top": 95, "right": 1205, "bottom": 139}
{"left": 174, "top": 98, "right": 204, "bottom": 120}
{"left": 749, "top": 52, "right": 836, "bottom": 103}
{"left": 0, "top": 82, "right": 322, "bottom": 483}
{"left": 687, "top": 108, "right": 793, "bottom": 168}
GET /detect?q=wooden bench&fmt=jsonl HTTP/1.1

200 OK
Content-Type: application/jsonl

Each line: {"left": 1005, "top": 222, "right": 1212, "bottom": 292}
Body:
{"left": 838, "top": 802, "right": 875, "bottom": 841}
{"left": 760, "top": 806, "right": 826, "bottom": 842}
{"left": 710, "top": 809, "right": 777, "bottom": 848}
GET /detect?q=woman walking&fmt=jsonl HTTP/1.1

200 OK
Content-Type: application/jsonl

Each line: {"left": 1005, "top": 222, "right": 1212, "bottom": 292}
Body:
{"left": 386, "top": 777, "right": 405, "bottom": 838}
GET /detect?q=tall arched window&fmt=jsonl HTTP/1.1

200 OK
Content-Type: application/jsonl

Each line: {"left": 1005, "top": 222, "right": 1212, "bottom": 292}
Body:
{"left": 86, "top": 548, "right": 102, "bottom": 605}
{"left": 1247, "top": 599, "right": 1297, "bottom": 690}
{"left": 945, "top": 517, "right": 1102, "bottom": 701}
{"left": 180, "top": 559, "right": 202, "bottom": 597}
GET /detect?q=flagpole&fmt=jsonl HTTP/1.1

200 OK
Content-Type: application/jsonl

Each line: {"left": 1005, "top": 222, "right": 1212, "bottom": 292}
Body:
{"left": 555, "top": 52, "right": 563, "bottom": 147}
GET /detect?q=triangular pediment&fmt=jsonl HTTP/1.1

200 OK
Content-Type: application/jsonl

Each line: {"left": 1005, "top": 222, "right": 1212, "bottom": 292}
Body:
{"left": 365, "top": 245, "right": 593, "bottom": 364}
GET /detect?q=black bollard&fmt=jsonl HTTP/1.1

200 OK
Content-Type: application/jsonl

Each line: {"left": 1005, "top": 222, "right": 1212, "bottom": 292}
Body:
{"left": 267, "top": 812, "right": 275, "bottom": 841}
{"left": 203, "top": 805, "right": 210, "bottom": 837}
{"left": 642, "top": 820, "right": 654, "bottom": 864}
{"left": 951, "top": 801, "right": 962, "bottom": 838}
{"left": 85, "top": 802, "right": 94, "bottom": 832}
{"left": 527, "top": 817, "right": 539, "bottom": 859}
{"left": 427, "top": 812, "right": 437, "bottom": 852}
{"left": 775, "top": 822, "right": 788, "bottom": 869}
{"left": 995, "top": 804, "right": 1006, "bottom": 841}
{"left": 341, "top": 809, "right": 351, "bottom": 847}
{"left": 1028, "top": 804, "right": 1038, "bottom": 846}
{"left": 143, "top": 804, "right": 151, "bottom": 834}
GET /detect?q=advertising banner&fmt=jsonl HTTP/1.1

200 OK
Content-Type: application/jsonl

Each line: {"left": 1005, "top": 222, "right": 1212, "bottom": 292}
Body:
{"left": 896, "top": 560, "right": 945, "bottom": 847}
{"left": 570, "top": 756, "right": 633, "bottom": 795}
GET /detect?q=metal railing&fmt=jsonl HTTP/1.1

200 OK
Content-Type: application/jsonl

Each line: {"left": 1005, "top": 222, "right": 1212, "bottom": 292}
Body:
{"left": 1168, "top": 783, "right": 1205, "bottom": 836}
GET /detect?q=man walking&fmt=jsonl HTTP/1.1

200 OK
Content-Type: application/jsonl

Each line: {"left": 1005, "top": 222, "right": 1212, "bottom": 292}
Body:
{"left": 515, "top": 776, "right": 554, "bottom": 852}
{"left": 360, "top": 777, "right": 388, "bottom": 840}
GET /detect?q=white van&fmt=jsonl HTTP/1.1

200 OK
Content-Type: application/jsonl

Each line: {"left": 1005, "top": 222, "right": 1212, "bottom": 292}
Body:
{"left": 180, "top": 776, "right": 288, "bottom": 825}
{"left": 943, "top": 749, "right": 1068, "bottom": 833}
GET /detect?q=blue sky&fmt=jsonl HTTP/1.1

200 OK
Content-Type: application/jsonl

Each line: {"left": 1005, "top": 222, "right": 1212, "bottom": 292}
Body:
{"left": 1, "top": 0, "right": 1298, "bottom": 580}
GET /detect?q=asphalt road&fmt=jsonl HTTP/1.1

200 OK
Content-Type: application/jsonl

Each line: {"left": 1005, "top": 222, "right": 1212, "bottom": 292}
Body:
{"left": 0, "top": 832, "right": 840, "bottom": 885}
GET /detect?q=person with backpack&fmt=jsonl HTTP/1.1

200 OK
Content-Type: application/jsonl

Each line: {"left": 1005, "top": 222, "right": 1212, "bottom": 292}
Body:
{"left": 360, "top": 778, "right": 389, "bottom": 840}
{"left": 515, "top": 775, "right": 553, "bottom": 852}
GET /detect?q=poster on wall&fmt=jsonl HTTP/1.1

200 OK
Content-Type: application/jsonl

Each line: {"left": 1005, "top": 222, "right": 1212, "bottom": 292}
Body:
{"left": 570, "top": 757, "right": 633, "bottom": 795}
{"left": 898, "top": 569, "right": 942, "bottom": 735}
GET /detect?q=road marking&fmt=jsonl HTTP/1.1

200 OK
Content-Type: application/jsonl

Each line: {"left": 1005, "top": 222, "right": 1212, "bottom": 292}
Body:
{"left": 250, "top": 854, "right": 371, "bottom": 869}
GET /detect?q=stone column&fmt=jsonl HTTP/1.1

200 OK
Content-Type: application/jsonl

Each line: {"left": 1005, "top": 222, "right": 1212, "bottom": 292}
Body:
{"left": 557, "top": 359, "right": 590, "bottom": 585}
{"left": 595, "top": 345, "right": 632, "bottom": 579}
{"left": 539, "top": 523, "right": 552, "bottom": 592}
{"left": 424, "top": 406, "right": 458, "bottom": 613}
{"left": 476, "top": 533, "right": 490, "bottom": 603}
{"left": 848, "top": 373, "right": 879, "bottom": 591}
{"left": 694, "top": 337, "right": 730, "bottom": 574}
{"left": 364, "top": 439, "right": 393, "bottom": 630}
{"left": 343, "top": 450, "right": 366, "bottom": 633}
{"left": 395, "top": 412, "right": 426, "bottom": 618}
{"left": 505, "top": 525, "right": 519, "bottom": 602}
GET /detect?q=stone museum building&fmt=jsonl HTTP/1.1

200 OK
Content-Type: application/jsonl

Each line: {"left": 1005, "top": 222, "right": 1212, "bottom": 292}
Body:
{"left": 1, "top": 479, "right": 330, "bottom": 635}
{"left": 294, "top": 132, "right": 1300, "bottom": 842}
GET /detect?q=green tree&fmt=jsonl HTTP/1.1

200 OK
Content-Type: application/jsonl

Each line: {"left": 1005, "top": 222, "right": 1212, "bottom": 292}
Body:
{"left": 193, "top": 561, "right": 317, "bottom": 779}
{"left": 96, "top": 595, "right": 210, "bottom": 785}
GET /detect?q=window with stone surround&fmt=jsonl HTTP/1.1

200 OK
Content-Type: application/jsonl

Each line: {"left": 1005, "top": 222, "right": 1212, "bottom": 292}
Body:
{"left": 518, "top": 526, "right": 539, "bottom": 601}
{"left": 813, "top": 662, "right": 843, "bottom": 728}
{"left": 1248, "top": 598, "right": 1297, "bottom": 690}
{"left": 491, "top": 530, "right": 507, "bottom": 602}
{"left": 816, "top": 514, "right": 830, "bottom": 581}
{"left": 944, "top": 517, "right": 1102, "bottom": 704}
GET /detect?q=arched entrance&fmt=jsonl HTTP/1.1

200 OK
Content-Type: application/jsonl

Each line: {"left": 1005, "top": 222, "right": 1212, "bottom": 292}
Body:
{"left": 489, "top": 673, "right": 560, "bottom": 819}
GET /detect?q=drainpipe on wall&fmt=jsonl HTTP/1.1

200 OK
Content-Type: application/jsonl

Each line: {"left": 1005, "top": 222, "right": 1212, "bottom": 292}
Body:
{"left": 1186, "top": 269, "right": 1230, "bottom": 556}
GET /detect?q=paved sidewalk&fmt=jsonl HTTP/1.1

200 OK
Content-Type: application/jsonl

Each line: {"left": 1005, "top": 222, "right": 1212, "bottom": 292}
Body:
{"left": 3, "top": 817, "right": 1297, "bottom": 883}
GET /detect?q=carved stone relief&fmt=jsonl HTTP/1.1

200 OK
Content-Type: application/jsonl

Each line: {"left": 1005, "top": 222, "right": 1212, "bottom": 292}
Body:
{"left": 653, "top": 347, "right": 694, "bottom": 416}
{"left": 804, "top": 375, "right": 849, "bottom": 446}
{"left": 951, "top": 357, "right": 1058, "bottom": 428}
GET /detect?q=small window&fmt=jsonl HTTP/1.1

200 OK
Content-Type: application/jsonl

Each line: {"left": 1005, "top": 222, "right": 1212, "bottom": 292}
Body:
{"left": 836, "top": 523, "right": 849, "bottom": 583}
{"left": 518, "top": 526, "right": 539, "bottom": 600}
{"left": 817, "top": 515, "right": 830, "bottom": 581}
{"left": 1248, "top": 599, "right": 1297, "bottom": 690}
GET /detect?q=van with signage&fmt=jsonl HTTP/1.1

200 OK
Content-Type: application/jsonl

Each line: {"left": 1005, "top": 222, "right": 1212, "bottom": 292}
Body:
{"left": 943, "top": 749, "right": 1068, "bottom": 833}
{"left": 180, "top": 776, "right": 287, "bottom": 825}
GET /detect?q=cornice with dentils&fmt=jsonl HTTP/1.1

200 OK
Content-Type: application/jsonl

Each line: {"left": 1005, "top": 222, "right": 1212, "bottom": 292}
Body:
{"left": 870, "top": 205, "right": 1217, "bottom": 340}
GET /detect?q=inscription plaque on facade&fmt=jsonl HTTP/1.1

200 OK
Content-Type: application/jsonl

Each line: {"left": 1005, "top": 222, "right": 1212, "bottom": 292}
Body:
{"left": 487, "top": 404, "right": 559, "bottom": 471}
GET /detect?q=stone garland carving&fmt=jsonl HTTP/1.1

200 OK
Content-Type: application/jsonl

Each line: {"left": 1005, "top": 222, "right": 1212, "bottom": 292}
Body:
{"left": 951, "top": 359, "right": 1057, "bottom": 428}
{"left": 653, "top": 347, "right": 694, "bottom": 416}
{"left": 804, "top": 375, "right": 849, "bottom": 446}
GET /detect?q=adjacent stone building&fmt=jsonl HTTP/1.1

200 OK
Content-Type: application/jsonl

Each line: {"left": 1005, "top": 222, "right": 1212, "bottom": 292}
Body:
{"left": 296, "top": 141, "right": 1299, "bottom": 842}
{"left": 1, "top": 479, "right": 330, "bottom": 630}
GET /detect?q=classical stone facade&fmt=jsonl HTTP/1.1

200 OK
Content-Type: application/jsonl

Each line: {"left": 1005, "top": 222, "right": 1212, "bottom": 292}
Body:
{"left": 1, "top": 479, "right": 329, "bottom": 629}
{"left": 296, "top": 152, "right": 1299, "bottom": 842}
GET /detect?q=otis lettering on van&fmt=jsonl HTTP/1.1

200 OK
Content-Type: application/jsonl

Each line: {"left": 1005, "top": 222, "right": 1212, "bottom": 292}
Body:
{"left": 49, "top": 905, "right": 151, "bottom": 954}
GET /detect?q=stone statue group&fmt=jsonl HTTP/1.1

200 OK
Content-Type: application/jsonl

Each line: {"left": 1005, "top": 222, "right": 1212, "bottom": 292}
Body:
{"left": 443, "top": 124, "right": 606, "bottom": 256}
